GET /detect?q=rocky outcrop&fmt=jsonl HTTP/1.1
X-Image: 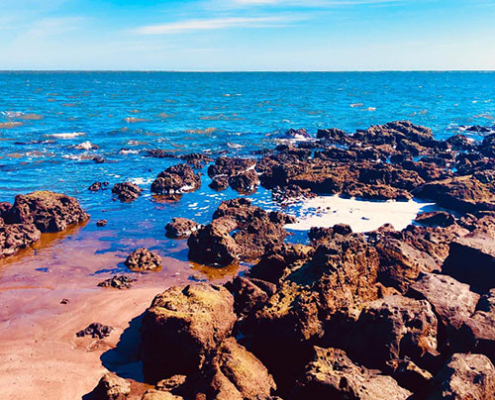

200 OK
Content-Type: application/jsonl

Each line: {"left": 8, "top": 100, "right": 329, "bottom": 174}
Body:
{"left": 290, "top": 347, "right": 411, "bottom": 400}
{"left": 98, "top": 275, "right": 136, "bottom": 289}
{"left": 141, "top": 284, "right": 236, "bottom": 383}
{"left": 165, "top": 218, "right": 201, "bottom": 239}
{"left": 112, "top": 182, "right": 142, "bottom": 201}
{"left": 91, "top": 373, "right": 130, "bottom": 400}
{"left": 0, "top": 222, "right": 41, "bottom": 258}
{"left": 188, "top": 198, "right": 292, "bottom": 265}
{"left": 420, "top": 353, "right": 495, "bottom": 400}
{"left": 124, "top": 248, "right": 162, "bottom": 271}
{"left": 151, "top": 164, "right": 201, "bottom": 195}
{"left": 228, "top": 169, "right": 259, "bottom": 193}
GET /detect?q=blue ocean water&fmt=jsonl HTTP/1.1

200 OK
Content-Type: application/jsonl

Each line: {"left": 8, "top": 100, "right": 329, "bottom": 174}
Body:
{"left": 0, "top": 71, "right": 494, "bottom": 256}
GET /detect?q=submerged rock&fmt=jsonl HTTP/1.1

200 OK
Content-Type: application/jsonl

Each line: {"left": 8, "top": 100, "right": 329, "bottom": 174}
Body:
{"left": 124, "top": 248, "right": 162, "bottom": 271}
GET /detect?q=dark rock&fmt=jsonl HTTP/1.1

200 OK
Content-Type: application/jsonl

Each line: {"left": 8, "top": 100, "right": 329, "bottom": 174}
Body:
{"left": 229, "top": 169, "right": 259, "bottom": 193}
{"left": 354, "top": 121, "right": 434, "bottom": 146}
{"left": 141, "top": 283, "right": 236, "bottom": 383}
{"left": 394, "top": 358, "right": 433, "bottom": 394}
{"left": 146, "top": 149, "right": 177, "bottom": 159}
{"left": 2, "top": 191, "right": 89, "bottom": 233}
{"left": 98, "top": 275, "right": 136, "bottom": 289}
{"left": 76, "top": 322, "right": 113, "bottom": 339}
{"left": 93, "top": 156, "right": 106, "bottom": 164}
{"left": 207, "top": 157, "right": 256, "bottom": 178}
{"left": 165, "top": 218, "right": 201, "bottom": 239}
{"left": 209, "top": 176, "right": 229, "bottom": 191}
{"left": 180, "top": 153, "right": 213, "bottom": 169}
{"left": 419, "top": 353, "right": 495, "bottom": 400}
{"left": 272, "top": 185, "right": 316, "bottom": 205}
{"left": 443, "top": 233, "right": 495, "bottom": 292}
{"left": 0, "top": 223, "right": 41, "bottom": 258}
{"left": 97, "top": 219, "right": 107, "bottom": 227}
{"left": 112, "top": 182, "right": 143, "bottom": 202}
{"left": 290, "top": 347, "right": 411, "bottom": 400}
{"left": 447, "top": 134, "right": 476, "bottom": 150}
{"left": 316, "top": 128, "right": 348, "bottom": 142}
{"left": 90, "top": 372, "right": 130, "bottom": 400}
{"left": 415, "top": 211, "right": 456, "bottom": 227}
{"left": 124, "top": 248, "right": 162, "bottom": 271}
{"left": 283, "top": 128, "right": 311, "bottom": 140}
{"left": 89, "top": 181, "right": 109, "bottom": 191}
{"left": 151, "top": 164, "right": 201, "bottom": 195}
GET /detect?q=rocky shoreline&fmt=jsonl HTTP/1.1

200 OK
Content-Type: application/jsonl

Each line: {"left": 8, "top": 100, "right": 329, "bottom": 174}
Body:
{"left": 3, "top": 121, "right": 495, "bottom": 399}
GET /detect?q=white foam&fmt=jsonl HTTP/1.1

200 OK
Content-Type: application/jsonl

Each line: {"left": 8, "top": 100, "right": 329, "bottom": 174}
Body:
{"left": 285, "top": 195, "right": 434, "bottom": 233}
{"left": 49, "top": 132, "right": 85, "bottom": 139}
{"left": 75, "top": 141, "right": 95, "bottom": 150}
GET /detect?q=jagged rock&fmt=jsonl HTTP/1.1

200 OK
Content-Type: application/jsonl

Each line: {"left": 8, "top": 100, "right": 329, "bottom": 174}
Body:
{"left": 91, "top": 373, "right": 130, "bottom": 400}
{"left": 229, "top": 169, "right": 259, "bottom": 193}
{"left": 151, "top": 164, "right": 201, "bottom": 195}
{"left": 165, "top": 218, "right": 201, "bottom": 239}
{"left": 98, "top": 275, "right": 136, "bottom": 289}
{"left": 112, "top": 182, "right": 142, "bottom": 201}
{"left": 415, "top": 211, "right": 456, "bottom": 227}
{"left": 354, "top": 121, "right": 434, "bottom": 146}
{"left": 443, "top": 233, "right": 495, "bottom": 292}
{"left": 76, "top": 323, "right": 113, "bottom": 339}
{"left": 2, "top": 191, "right": 89, "bottom": 232}
{"left": 316, "top": 128, "right": 348, "bottom": 142}
{"left": 207, "top": 157, "right": 256, "bottom": 178}
{"left": 290, "top": 347, "right": 411, "bottom": 400}
{"left": 420, "top": 353, "right": 495, "bottom": 400}
{"left": 209, "top": 175, "right": 229, "bottom": 191}
{"left": 124, "top": 248, "right": 162, "bottom": 271}
{"left": 408, "top": 273, "right": 480, "bottom": 349}
{"left": 89, "top": 181, "right": 109, "bottom": 191}
{"left": 0, "top": 223, "right": 41, "bottom": 258}
{"left": 141, "top": 284, "right": 236, "bottom": 383}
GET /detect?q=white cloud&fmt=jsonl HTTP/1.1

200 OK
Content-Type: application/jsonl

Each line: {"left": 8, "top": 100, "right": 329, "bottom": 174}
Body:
{"left": 135, "top": 16, "right": 299, "bottom": 35}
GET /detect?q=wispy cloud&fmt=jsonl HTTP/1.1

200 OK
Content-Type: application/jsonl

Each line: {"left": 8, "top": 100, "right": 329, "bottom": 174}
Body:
{"left": 209, "top": 0, "right": 405, "bottom": 8}
{"left": 135, "top": 15, "right": 300, "bottom": 35}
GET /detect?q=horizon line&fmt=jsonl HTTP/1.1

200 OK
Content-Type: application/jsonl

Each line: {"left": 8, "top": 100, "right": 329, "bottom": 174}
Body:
{"left": 1, "top": 69, "right": 495, "bottom": 73}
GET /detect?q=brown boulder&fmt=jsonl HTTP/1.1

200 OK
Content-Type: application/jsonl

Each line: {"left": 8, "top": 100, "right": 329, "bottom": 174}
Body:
{"left": 141, "top": 284, "right": 236, "bottom": 383}
{"left": 0, "top": 222, "right": 41, "bottom": 258}
{"left": 111, "top": 182, "right": 142, "bottom": 201}
{"left": 207, "top": 157, "right": 256, "bottom": 178}
{"left": 124, "top": 248, "right": 162, "bottom": 271}
{"left": 165, "top": 218, "right": 201, "bottom": 239}
{"left": 228, "top": 169, "right": 259, "bottom": 193}
{"left": 91, "top": 373, "right": 130, "bottom": 400}
{"left": 151, "top": 164, "right": 201, "bottom": 195}
{"left": 290, "top": 347, "right": 411, "bottom": 400}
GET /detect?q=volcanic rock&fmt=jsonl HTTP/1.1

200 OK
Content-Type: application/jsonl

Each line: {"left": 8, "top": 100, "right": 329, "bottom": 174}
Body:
{"left": 151, "top": 164, "right": 201, "bottom": 195}
{"left": 112, "top": 182, "right": 142, "bottom": 201}
{"left": 124, "top": 248, "right": 162, "bottom": 271}
{"left": 91, "top": 373, "right": 130, "bottom": 400}
{"left": 165, "top": 218, "right": 201, "bottom": 239}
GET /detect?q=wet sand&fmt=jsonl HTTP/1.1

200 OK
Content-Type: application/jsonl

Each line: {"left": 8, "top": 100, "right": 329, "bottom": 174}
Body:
{"left": 0, "top": 225, "right": 239, "bottom": 400}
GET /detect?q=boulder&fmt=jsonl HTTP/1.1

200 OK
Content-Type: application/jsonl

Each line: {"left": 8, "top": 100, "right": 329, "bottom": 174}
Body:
{"left": 207, "top": 157, "right": 256, "bottom": 178}
{"left": 124, "top": 248, "right": 162, "bottom": 271}
{"left": 165, "top": 218, "right": 201, "bottom": 239}
{"left": 151, "top": 164, "right": 201, "bottom": 195}
{"left": 91, "top": 373, "right": 130, "bottom": 400}
{"left": 443, "top": 233, "right": 495, "bottom": 292}
{"left": 229, "top": 169, "right": 259, "bottom": 193}
{"left": 283, "top": 128, "right": 311, "bottom": 140}
{"left": 421, "top": 353, "right": 495, "bottom": 400}
{"left": 209, "top": 175, "right": 229, "bottom": 191}
{"left": 415, "top": 211, "right": 456, "bottom": 227}
{"left": 3, "top": 191, "right": 89, "bottom": 232}
{"left": 290, "top": 347, "right": 411, "bottom": 400}
{"left": 316, "top": 128, "right": 348, "bottom": 142}
{"left": 111, "top": 182, "right": 142, "bottom": 201}
{"left": 89, "top": 181, "right": 109, "bottom": 191}
{"left": 141, "top": 284, "right": 236, "bottom": 383}
{"left": 0, "top": 223, "right": 41, "bottom": 258}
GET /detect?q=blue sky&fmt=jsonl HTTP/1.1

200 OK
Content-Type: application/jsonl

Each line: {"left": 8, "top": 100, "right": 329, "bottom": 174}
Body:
{"left": 0, "top": 0, "right": 494, "bottom": 70}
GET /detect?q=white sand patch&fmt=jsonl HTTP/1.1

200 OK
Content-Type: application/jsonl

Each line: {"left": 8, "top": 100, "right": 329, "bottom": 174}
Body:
{"left": 285, "top": 195, "right": 434, "bottom": 233}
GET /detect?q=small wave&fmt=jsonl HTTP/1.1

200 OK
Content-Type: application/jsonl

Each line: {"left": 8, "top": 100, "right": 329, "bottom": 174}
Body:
{"left": 75, "top": 141, "right": 98, "bottom": 150}
{"left": 130, "top": 177, "right": 153, "bottom": 185}
{"left": 350, "top": 103, "right": 364, "bottom": 108}
{"left": 119, "top": 149, "right": 139, "bottom": 155}
{"left": 48, "top": 132, "right": 85, "bottom": 139}
{"left": 0, "top": 122, "right": 23, "bottom": 129}
{"left": 227, "top": 142, "right": 244, "bottom": 149}
{"left": 124, "top": 117, "right": 149, "bottom": 123}
{"left": 185, "top": 127, "right": 217, "bottom": 134}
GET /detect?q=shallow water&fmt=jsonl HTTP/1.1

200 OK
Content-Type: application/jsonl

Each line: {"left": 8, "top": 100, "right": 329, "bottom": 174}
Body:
{"left": 0, "top": 71, "right": 495, "bottom": 262}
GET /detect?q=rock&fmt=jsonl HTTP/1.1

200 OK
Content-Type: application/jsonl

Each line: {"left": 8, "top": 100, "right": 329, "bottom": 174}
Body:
{"left": 420, "top": 353, "right": 495, "bottom": 400}
{"left": 415, "top": 211, "right": 456, "bottom": 227}
{"left": 283, "top": 128, "right": 311, "bottom": 140}
{"left": 91, "top": 373, "right": 130, "bottom": 400}
{"left": 151, "top": 164, "right": 201, "bottom": 195}
{"left": 141, "top": 284, "right": 236, "bottom": 383}
{"left": 481, "top": 133, "right": 495, "bottom": 157}
{"left": 271, "top": 184, "right": 316, "bottom": 205}
{"left": 141, "top": 391, "right": 184, "bottom": 400}
{"left": 97, "top": 219, "right": 108, "bottom": 227}
{"left": 290, "top": 347, "right": 412, "bottom": 400}
{"left": 443, "top": 233, "right": 495, "bottom": 292}
{"left": 2, "top": 191, "right": 89, "bottom": 233}
{"left": 413, "top": 175, "right": 495, "bottom": 214}
{"left": 89, "top": 181, "right": 109, "bottom": 191}
{"left": 0, "top": 223, "right": 41, "bottom": 258}
{"left": 207, "top": 157, "right": 256, "bottom": 178}
{"left": 225, "top": 276, "right": 274, "bottom": 317}
{"left": 330, "top": 295, "right": 438, "bottom": 374}
{"left": 209, "top": 176, "right": 229, "bottom": 191}
{"left": 98, "top": 275, "right": 136, "bottom": 289}
{"left": 146, "top": 149, "right": 177, "bottom": 159}
{"left": 124, "top": 248, "right": 162, "bottom": 271}
{"left": 316, "top": 128, "right": 348, "bottom": 142}
{"left": 156, "top": 375, "right": 187, "bottom": 392}
{"left": 165, "top": 218, "right": 201, "bottom": 239}
{"left": 93, "top": 156, "right": 106, "bottom": 164}
{"left": 447, "top": 134, "right": 476, "bottom": 150}
{"left": 180, "top": 153, "right": 213, "bottom": 169}
{"left": 188, "top": 199, "right": 291, "bottom": 266}
{"left": 76, "top": 323, "right": 113, "bottom": 339}
{"left": 394, "top": 358, "right": 433, "bottom": 394}
{"left": 112, "top": 182, "right": 143, "bottom": 201}
{"left": 228, "top": 169, "right": 259, "bottom": 193}
{"left": 408, "top": 273, "right": 480, "bottom": 349}
{"left": 354, "top": 121, "right": 434, "bottom": 146}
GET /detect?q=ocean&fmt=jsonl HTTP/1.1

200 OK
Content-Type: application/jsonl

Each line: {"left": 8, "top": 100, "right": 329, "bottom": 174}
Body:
{"left": 0, "top": 71, "right": 494, "bottom": 263}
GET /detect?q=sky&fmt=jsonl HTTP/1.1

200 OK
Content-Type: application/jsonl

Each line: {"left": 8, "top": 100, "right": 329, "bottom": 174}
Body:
{"left": 0, "top": 0, "right": 494, "bottom": 71}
